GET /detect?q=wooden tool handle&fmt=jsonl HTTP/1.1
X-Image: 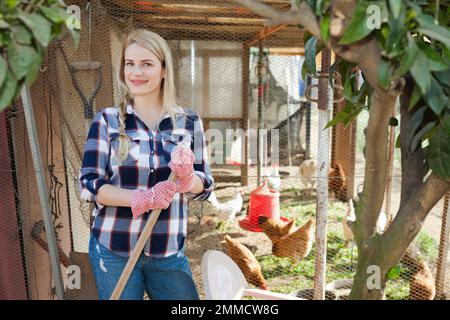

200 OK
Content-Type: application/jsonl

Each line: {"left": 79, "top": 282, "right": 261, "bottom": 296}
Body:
{"left": 110, "top": 172, "right": 177, "bottom": 300}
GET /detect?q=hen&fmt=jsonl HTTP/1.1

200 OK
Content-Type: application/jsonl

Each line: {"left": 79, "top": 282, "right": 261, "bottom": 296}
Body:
{"left": 258, "top": 216, "right": 295, "bottom": 243}
{"left": 299, "top": 159, "right": 317, "bottom": 194}
{"left": 401, "top": 245, "right": 436, "bottom": 300}
{"left": 224, "top": 235, "right": 268, "bottom": 290}
{"left": 272, "top": 218, "right": 315, "bottom": 264}
{"left": 207, "top": 189, "right": 244, "bottom": 221}
{"left": 343, "top": 199, "right": 356, "bottom": 244}
{"left": 328, "top": 161, "right": 347, "bottom": 202}
{"left": 344, "top": 199, "right": 388, "bottom": 239}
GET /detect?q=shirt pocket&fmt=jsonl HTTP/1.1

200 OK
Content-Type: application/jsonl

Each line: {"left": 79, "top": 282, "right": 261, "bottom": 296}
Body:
{"left": 161, "top": 130, "right": 192, "bottom": 153}
{"left": 109, "top": 131, "right": 141, "bottom": 166}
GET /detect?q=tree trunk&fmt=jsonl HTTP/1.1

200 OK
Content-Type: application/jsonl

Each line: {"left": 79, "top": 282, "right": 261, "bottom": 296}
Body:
{"left": 350, "top": 237, "right": 387, "bottom": 300}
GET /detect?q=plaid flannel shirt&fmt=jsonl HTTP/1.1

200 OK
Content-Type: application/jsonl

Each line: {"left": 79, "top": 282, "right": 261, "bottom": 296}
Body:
{"left": 79, "top": 106, "right": 214, "bottom": 257}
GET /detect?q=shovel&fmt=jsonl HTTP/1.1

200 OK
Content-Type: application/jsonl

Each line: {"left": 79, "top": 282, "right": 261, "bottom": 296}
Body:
{"left": 109, "top": 173, "right": 177, "bottom": 300}
{"left": 31, "top": 220, "right": 98, "bottom": 300}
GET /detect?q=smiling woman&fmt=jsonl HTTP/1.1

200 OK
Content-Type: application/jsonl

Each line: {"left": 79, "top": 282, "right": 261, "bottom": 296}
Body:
{"left": 78, "top": 29, "right": 215, "bottom": 300}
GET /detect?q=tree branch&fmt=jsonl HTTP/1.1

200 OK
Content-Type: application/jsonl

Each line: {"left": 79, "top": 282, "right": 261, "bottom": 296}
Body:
{"left": 399, "top": 79, "right": 428, "bottom": 207}
{"left": 353, "top": 91, "right": 397, "bottom": 243}
{"left": 380, "top": 173, "right": 450, "bottom": 269}
{"left": 232, "top": 0, "right": 384, "bottom": 93}
{"left": 233, "top": 0, "right": 321, "bottom": 40}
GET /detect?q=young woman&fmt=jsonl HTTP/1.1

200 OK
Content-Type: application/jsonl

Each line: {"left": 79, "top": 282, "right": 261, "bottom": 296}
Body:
{"left": 78, "top": 29, "right": 214, "bottom": 300}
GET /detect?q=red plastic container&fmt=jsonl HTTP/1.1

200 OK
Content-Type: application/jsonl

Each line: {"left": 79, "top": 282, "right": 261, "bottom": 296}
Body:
{"left": 239, "top": 181, "right": 288, "bottom": 232}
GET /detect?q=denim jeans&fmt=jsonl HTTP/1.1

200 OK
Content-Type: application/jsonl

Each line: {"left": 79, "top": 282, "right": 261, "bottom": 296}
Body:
{"left": 88, "top": 235, "right": 199, "bottom": 300}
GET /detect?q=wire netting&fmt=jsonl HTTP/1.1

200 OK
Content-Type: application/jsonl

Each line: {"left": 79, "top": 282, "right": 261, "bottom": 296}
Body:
{"left": 1, "top": 0, "right": 449, "bottom": 300}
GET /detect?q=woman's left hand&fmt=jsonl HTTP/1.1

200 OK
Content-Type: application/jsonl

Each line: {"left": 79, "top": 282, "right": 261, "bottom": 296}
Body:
{"left": 169, "top": 143, "right": 196, "bottom": 193}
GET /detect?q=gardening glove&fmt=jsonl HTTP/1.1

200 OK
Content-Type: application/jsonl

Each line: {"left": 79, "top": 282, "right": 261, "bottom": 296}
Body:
{"left": 168, "top": 143, "right": 196, "bottom": 193}
{"left": 130, "top": 181, "right": 177, "bottom": 219}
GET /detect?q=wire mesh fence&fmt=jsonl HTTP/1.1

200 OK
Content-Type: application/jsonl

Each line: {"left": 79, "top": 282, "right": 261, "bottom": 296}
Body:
{"left": 0, "top": 0, "right": 449, "bottom": 300}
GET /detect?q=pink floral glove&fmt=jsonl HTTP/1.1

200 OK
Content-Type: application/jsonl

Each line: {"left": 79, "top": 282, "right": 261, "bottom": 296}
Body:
{"left": 130, "top": 181, "right": 177, "bottom": 219}
{"left": 168, "top": 143, "right": 196, "bottom": 193}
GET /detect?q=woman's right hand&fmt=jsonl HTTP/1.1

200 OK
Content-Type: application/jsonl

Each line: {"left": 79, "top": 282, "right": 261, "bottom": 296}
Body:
{"left": 130, "top": 181, "right": 177, "bottom": 218}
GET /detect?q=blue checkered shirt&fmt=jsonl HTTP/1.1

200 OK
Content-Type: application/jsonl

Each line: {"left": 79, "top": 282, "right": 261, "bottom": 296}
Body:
{"left": 79, "top": 106, "right": 214, "bottom": 257}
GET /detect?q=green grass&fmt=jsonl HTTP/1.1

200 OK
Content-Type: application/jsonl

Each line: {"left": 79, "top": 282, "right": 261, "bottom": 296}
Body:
{"left": 416, "top": 230, "right": 439, "bottom": 261}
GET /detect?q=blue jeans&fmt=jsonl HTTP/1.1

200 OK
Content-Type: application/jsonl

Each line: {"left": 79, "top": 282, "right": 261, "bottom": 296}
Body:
{"left": 88, "top": 235, "right": 199, "bottom": 300}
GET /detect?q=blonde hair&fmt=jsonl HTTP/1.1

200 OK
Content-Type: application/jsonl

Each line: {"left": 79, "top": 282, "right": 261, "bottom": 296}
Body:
{"left": 115, "top": 29, "right": 181, "bottom": 160}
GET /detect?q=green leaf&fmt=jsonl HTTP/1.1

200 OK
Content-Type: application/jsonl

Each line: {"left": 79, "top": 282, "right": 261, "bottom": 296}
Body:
{"left": 416, "top": 14, "right": 450, "bottom": 49}
{"left": 325, "top": 101, "right": 363, "bottom": 129}
{"left": 378, "top": 59, "right": 390, "bottom": 88}
{"left": 25, "top": 53, "right": 42, "bottom": 86}
{"left": 11, "top": 23, "right": 32, "bottom": 45}
{"left": 424, "top": 77, "right": 448, "bottom": 116}
{"left": 389, "top": 0, "right": 402, "bottom": 18}
{"left": 18, "top": 12, "right": 52, "bottom": 47}
{"left": 410, "top": 49, "right": 431, "bottom": 94}
{"left": 406, "top": 105, "right": 427, "bottom": 149}
{"left": 385, "top": 9, "right": 405, "bottom": 52}
{"left": 394, "top": 33, "right": 418, "bottom": 77}
{"left": 8, "top": 41, "right": 41, "bottom": 81}
{"left": 435, "top": 69, "right": 450, "bottom": 88}
{"left": 339, "top": 1, "right": 373, "bottom": 45}
{"left": 6, "top": 0, "right": 19, "bottom": 10}
{"left": 320, "top": 14, "right": 331, "bottom": 43}
{"left": 426, "top": 117, "right": 450, "bottom": 179}
{"left": 0, "top": 21, "right": 10, "bottom": 29}
{"left": 408, "top": 84, "right": 422, "bottom": 110}
{"left": 305, "top": 37, "right": 318, "bottom": 76}
{"left": 417, "top": 41, "right": 450, "bottom": 72}
{"left": 387, "top": 265, "right": 401, "bottom": 280}
{"left": 411, "top": 121, "right": 436, "bottom": 152}
{"left": 0, "top": 71, "right": 18, "bottom": 111}
{"left": 0, "top": 57, "right": 6, "bottom": 88}
{"left": 301, "top": 60, "right": 308, "bottom": 81}
{"left": 39, "top": 6, "right": 66, "bottom": 24}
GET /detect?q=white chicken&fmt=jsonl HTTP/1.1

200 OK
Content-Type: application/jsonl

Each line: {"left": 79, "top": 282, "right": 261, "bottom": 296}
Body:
{"left": 343, "top": 199, "right": 356, "bottom": 243}
{"left": 206, "top": 189, "right": 244, "bottom": 221}
{"left": 265, "top": 164, "right": 281, "bottom": 192}
{"left": 343, "top": 199, "right": 388, "bottom": 243}
{"left": 299, "top": 159, "right": 317, "bottom": 193}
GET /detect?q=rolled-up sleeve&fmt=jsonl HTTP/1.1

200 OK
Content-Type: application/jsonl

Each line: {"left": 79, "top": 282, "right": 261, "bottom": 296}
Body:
{"left": 78, "top": 110, "right": 112, "bottom": 203}
{"left": 186, "top": 114, "right": 214, "bottom": 201}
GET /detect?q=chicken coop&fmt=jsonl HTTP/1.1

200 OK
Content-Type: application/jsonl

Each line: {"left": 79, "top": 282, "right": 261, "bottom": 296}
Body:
{"left": 1, "top": 0, "right": 449, "bottom": 300}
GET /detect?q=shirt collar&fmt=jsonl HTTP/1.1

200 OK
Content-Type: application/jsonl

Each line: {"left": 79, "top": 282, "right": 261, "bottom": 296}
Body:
{"left": 126, "top": 104, "right": 171, "bottom": 131}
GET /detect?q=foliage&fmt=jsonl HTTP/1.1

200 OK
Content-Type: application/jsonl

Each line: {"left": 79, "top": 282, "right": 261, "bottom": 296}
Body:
{"left": 0, "top": 0, "right": 80, "bottom": 110}
{"left": 301, "top": 0, "right": 450, "bottom": 180}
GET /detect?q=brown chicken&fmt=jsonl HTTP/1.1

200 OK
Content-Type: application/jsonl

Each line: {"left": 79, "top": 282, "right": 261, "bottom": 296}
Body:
{"left": 401, "top": 246, "right": 436, "bottom": 300}
{"left": 258, "top": 216, "right": 295, "bottom": 243}
{"left": 272, "top": 218, "right": 314, "bottom": 264}
{"left": 224, "top": 235, "right": 268, "bottom": 290}
{"left": 328, "top": 161, "right": 347, "bottom": 202}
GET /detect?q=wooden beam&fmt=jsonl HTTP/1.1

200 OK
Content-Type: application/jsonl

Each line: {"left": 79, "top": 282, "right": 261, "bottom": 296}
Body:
{"left": 245, "top": 24, "right": 288, "bottom": 46}
{"left": 241, "top": 44, "right": 250, "bottom": 186}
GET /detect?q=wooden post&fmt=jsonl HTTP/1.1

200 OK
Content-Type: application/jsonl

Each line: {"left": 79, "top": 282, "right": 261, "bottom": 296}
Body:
{"left": 313, "top": 48, "right": 332, "bottom": 300}
{"left": 384, "top": 107, "right": 396, "bottom": 221}
{"left": 256, "top": 41, "right": 264, "bottom": 186}
{"left": 436, "top": 192, "right": 450, "bottom": 299}
{"left": 241, "top": 44, "right": 250, "bottom": 186}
